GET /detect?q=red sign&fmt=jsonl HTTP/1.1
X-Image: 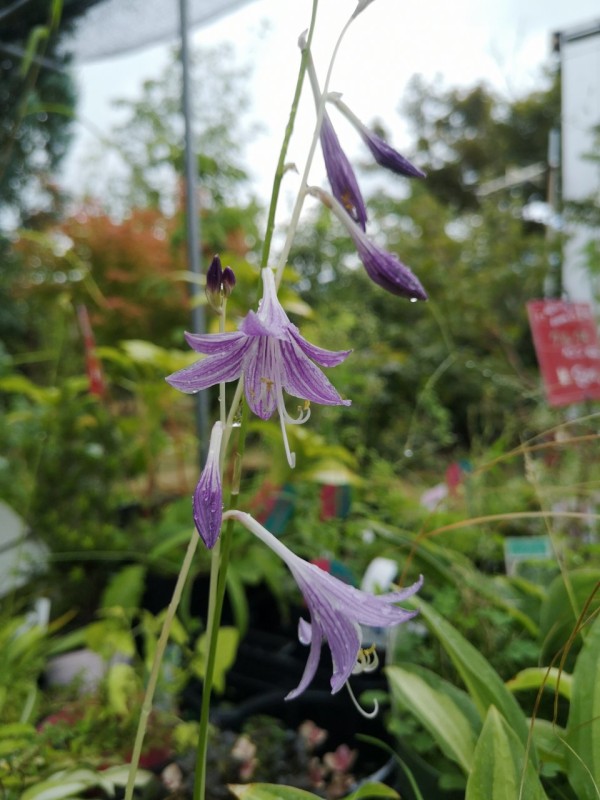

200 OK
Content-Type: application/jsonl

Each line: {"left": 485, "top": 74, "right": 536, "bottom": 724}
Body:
{"left": 527, "top": 300, "right": 600, "bottom": 406}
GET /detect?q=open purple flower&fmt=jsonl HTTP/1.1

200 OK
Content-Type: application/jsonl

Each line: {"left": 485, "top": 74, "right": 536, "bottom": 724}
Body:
{"left": 310, "top": 186, "right": 427, "bottom": 301}
{"left": 331, "top": 95, "right": 425, "bottom": 179}
{"left": 193, "top": 421, "right": 223, "bottom": 549}
{"left": 166, "top": 268, "right": 351, "bottom": 467}
{"left": 224, "top": 510, "right": 423, "bottom": 700}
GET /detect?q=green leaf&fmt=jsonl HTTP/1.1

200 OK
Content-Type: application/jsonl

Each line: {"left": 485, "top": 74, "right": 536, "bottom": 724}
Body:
{"left": 506, "top": 667, "right": 572, "bottom": 701}
{"left": 415, "top": 598, "right": 532, "bottom": 753}
{"left": 227, "top": 785, "right": 322, "bottom": 800}
{"left": 539, "top": 569, "right": 600, "bottom": 662}
{"left": 386, "top": 664, "right": 478, "bottom": 773}
{"left": 227, "top": 783, "right": 398, "bottom": 800}
{"left": 193, "top": 626, "right": 239, "bottom": 693}
{"left": 106, "top": 662, "right": 140, "bottom": 716}
{"left": 101, "top": 564, "right": 146, "bottom": 610}
{"left": 566, "top": 611, "right": 600, "bottom": 799}
{"left": 343, "top": 783, "right": 400, "bottom": 800}
{"left": 465, "top": 707, "right": 548, "bottom": 800}
{"left": 530, "top": 718, "right": 568, "bottom": 775}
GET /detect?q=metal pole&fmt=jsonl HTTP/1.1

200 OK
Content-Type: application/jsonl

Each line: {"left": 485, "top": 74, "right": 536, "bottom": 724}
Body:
{"left": 179, "top": 0, "right": 210, "bottom": 464}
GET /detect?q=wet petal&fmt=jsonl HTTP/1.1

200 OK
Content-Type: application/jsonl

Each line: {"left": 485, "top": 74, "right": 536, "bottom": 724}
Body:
{"left": 354, "top": 236, "right": 427, "bottom": 301}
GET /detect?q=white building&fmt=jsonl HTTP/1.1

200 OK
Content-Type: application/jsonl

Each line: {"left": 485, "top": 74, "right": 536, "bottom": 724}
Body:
{"left": 560, "top": 19, "right": 600, "bottom": 304}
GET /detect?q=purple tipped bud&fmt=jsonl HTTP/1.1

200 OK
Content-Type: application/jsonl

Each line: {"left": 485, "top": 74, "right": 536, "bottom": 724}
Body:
{"left": 359, "top": 128, "right": 426, "bottom": 179}
{"left": 193, "top": 421, "right": 224, "bottom": 549}
{"left": 320, "top": 114, "right": 368, "bottom": 230}
{"left": 331, "top": 96, "right": 425, "bottom": 179}
{"left": 205, "top": 255, "right": 224, "bottom": 311}
{"left": 222, "top": 266, "right": 236, "bottom": 298}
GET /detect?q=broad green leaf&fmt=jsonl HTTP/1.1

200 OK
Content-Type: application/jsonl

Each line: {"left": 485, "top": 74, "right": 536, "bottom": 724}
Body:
{"left": 415, "top": 598, "right": 531, "bottom": 753}
{"left": 539, "top": 569, "right": 600, "bottom": 662}
{"left": 106, "top": 663, "right": 140, "bottom": 716}
{"left": 344, "top": 783, "right": 400, "bottom": 799}
{"left": 566, "top": 612, "right": 600, "bottom": 799}
{"left": 101, "top": 564, "right": 146, "bottom": 610}
{"left": 387, "top": 664, "right": 478, "bottom": 773}
{"left": 193, "top": 626, "right": 239, "bottom": 693}
{"left": 228, "top": 785, "right": 398, "bottom": 800}
{"left": 466, "top": 707, "right": 548, "bottom": 800}
{"left": 21, "top": 769, "right": 110, "bottom": 800}
{"left": 530, "top": 718, "right": 568, "bottom": 775}
{"left": 506, "top": 667, "right": 572, "bottom": 701}
{"left": 228, "top": 785, "right": 322, "bottom": 799}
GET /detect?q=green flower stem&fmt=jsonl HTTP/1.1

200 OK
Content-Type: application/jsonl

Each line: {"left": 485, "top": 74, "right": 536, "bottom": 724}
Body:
{"left": 193, "top": 398, "right": 249, "bottom": 800}
{"left": 261, "top": 0, "right": 319, "bottom": 271}
{"left": 124, "top": 528, "right": 199, "bottom": 800}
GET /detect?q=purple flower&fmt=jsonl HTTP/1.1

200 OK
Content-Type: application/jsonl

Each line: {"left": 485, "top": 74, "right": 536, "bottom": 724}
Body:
{"left": 320, "top": 112, "right": 368, "bottom": 231}
{"left": 166, "top": 268, "right": 351, "bottom": 467}
{"left": 224, "top": 510, "right": 423, "bottom": 699}
{"left": 331, "top": 95, "right": 425, "bottom": 179}
{"left": 310, "top": 186, "right": 427, "bottom": 301}
{"left": 193, "top": 421, "right": 223, "bottom": 549}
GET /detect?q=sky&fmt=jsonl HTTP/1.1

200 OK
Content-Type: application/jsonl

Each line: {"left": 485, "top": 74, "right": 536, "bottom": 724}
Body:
{"left": 60, "top": 0, "right": 600, "bottom": 207}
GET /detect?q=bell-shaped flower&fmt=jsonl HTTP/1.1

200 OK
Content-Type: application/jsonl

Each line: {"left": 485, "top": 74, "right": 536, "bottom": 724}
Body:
{"left": 331, "top": 95, "right": 425, "bottom": 179}
{"left": 193, "top": 421, "right": 223, "bottom": 549}
{"left": 224, "top": 510, "right": 423, "bottom": 700}
{"left": 310, "top": 187, "right": 427, "bottom": 301}
{"left": 166, "top": 268, "right": 351, "bottom": 468}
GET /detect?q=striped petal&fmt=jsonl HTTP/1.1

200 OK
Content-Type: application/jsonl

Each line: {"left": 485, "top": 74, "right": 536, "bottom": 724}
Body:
{"left": 280, "top": 339, "right": 351, "bottom": 407}
{"left": 166, "top": 338, "right": 250, "bottom": 393}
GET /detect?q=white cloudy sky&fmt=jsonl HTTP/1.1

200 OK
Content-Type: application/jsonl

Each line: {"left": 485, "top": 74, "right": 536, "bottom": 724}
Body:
{"left": 62, "top": 0, "right": 600, "bottom": 205}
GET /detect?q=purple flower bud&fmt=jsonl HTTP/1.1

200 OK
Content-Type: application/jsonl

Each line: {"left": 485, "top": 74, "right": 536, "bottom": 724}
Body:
{"left": 309, "top": 186, "right": 427, "bottom": 301}
{"left": 205, "top": 255, "right": 224, "bottom": 311}
{"left": 193, "top": 421, "right": 224, "bottom": 549}
{"left": 331, "top": 96, "right": 425, "bottom": 179}
{"left": 320, "top": 113, "right": 368, "bottom": 231}
{"left": 222, "top": 266, "right": 236, "bottom": 298}
{"left": 301, "top": 44, "right": 367, "bottom": 231}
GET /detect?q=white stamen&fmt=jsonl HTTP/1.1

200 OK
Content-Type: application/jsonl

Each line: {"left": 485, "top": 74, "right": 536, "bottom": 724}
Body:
{"left": 277, "top": 392, "right": 296, "bottom": 469}
{"left": 345, "top": 680, "right": 379, "bottom": 719}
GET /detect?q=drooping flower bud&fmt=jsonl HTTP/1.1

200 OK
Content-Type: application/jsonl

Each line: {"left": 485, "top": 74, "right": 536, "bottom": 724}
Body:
{"left": 193, "top": 421, "right": 224, "bottom": 549}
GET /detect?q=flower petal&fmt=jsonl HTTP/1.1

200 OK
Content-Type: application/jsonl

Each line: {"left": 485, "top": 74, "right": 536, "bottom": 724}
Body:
{"left": 184, "top": 330, "right": 247, "bottom": 354}
{"left": 243, "top": 338, "right": 279, "bottom": 419}
{"left": 290, "top": 328, "right": 351, "bottom": 367}
{"left": 166, "top": 339, "right": 250, "bottom": 393}
{"left": 285, "top": 623, "right": 323, "bottom": 700}
{"left": 280, "top": 339, "right": 351, "bottom": 407}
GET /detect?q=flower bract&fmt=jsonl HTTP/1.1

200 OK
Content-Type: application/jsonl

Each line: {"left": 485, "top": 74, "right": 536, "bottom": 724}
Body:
{"left": 166, "top": 268, "right": 351, "bottom": 467}
{"left": 224, "top": 511, "right": 423, "bottom": 699}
